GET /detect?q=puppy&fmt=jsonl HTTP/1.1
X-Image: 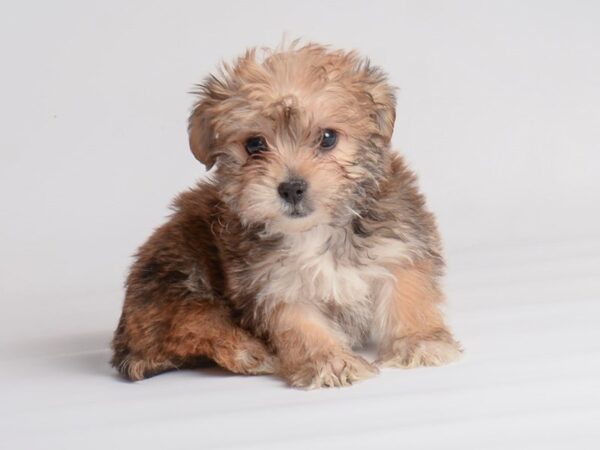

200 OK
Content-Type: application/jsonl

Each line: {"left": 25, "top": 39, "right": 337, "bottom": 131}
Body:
{"left": 111, "top": 43, "right": 462, "bottom": 388}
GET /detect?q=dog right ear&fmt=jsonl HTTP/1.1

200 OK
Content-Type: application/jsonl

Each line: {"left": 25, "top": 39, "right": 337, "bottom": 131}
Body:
{"left": 188, "top": 76, "right": 230, "bottom": 170}
{"left": 188, "top": 96, "right": 217, "bottom": 170}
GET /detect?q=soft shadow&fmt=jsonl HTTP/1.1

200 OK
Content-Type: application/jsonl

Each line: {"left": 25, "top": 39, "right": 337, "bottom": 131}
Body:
{"left": 12, "top": 331, "right": 281, "bottom": 384}
{"left": 9, "top": 331, "right": 116, "bottom": 377}
{"left": 7, "top": 331, "right": 111, "bottom": 359}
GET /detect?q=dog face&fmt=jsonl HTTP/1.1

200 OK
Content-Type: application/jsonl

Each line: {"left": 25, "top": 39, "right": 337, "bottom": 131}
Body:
{"left": 189, "top": 44, "right": 396, "bottom": 234}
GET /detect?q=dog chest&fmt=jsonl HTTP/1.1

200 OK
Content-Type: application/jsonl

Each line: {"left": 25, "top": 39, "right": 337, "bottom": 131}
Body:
{"left": 255, "top": 226, "right": 407, "bottom": 312}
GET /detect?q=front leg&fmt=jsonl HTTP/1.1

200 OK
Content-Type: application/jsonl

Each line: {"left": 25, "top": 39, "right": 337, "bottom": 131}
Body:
{"left": 375, "top": 262, "right": 462, "bottom": 368}
{"left": 268, "top": 303, "right": 378, "bottom": 389}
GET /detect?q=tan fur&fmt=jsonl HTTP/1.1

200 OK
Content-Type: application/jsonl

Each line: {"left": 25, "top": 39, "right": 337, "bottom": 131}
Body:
{"left": 376, "top": 264, "right": 462, "bottom": 368}
{"left": 271, "top": 303, "right": 378, "bottom": 388}
{"left": 111, "top": 42, "right": 461, "bottom": 388}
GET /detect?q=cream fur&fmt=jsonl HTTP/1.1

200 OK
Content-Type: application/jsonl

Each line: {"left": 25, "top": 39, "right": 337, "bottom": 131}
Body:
{"left": 252, "top": 224, "right": 414, "bottom": 346}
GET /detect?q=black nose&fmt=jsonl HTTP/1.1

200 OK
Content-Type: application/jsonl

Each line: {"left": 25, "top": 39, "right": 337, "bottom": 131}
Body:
{"left": 278, "top": 180, "right": 307, "bottom": 205}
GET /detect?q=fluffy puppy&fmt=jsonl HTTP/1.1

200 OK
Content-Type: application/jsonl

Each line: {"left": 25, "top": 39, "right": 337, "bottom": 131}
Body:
{"left": 111, "top": 43, "right": 462, "bottom": 388}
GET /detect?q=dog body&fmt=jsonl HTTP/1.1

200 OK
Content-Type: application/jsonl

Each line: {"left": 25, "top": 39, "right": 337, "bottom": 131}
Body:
{"left": 112, "top": 44, "right": 461, "bottom": 388}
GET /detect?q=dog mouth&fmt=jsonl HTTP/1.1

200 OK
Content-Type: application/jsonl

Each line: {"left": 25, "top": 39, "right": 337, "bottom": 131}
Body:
{"left": 284, "top": 206, "right": 311, "bottom": 218}
{"left": 281, "top": 201, "right": 313, "bottom": 219}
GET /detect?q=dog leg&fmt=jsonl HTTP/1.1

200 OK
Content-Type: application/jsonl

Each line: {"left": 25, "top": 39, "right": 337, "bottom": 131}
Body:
{"left": 112, "top": 300, "right": 277, "bottom": 380}
{"left": 374, "top": 262, "right": 462, "bottom": 368}
{"left": 268, "top": 303, "right": 378, "bottom": 389}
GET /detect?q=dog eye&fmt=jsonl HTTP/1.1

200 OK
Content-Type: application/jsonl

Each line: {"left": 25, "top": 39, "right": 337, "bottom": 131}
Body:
{"left": 319, "top": 129, "right": 338, "bottom": 150}
{"left": 244, "top": 136, "right": 268, "bottom": 155}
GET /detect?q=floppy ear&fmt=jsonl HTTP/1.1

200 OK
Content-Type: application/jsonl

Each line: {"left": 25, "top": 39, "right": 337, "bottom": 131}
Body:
{"left": 370, "top": 79, "right": 396, "bottom": 143}
{"left": 188, "top": 75, "right": 233, "bottom": 170}
{"left": 188, "top": 96, "right": 217, "bottom": 170}
{"left": 360, "top": 63, "right": 397, "bottom": 143}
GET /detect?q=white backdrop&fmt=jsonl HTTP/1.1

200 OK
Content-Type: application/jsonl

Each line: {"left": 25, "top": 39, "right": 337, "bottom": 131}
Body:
{"left": 1, "top": 1, "right": 599, "bottom": 449}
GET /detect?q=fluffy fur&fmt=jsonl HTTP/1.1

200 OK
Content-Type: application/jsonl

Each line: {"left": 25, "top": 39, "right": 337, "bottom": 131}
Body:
{"left": 111, "top": 43, "right": 461, "bottom": 388}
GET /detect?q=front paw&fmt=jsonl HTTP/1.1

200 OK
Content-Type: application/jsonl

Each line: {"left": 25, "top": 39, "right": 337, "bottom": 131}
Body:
{"left": 288, "top": 352, "right": 379, "bottom": 389}
{"left": 377, "top": 332, "right": 462, "bottom": 369}
{"left": 233, "top": 339, "right": 279, "bottom": 375}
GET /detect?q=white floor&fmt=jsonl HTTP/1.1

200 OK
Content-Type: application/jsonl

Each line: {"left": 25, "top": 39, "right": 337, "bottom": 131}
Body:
{"left": 2, "top": 237, "right": 599, "bottom": 450}
{"left": 2, "top": 1, "right": 600, "bottom": 448}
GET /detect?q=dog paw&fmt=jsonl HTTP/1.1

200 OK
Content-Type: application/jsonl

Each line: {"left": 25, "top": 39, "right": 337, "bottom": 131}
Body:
{"left": 235, "top": 343, "right": 279, "bottom": 375}
{"left": 377, "top": 334, "right": 462, "bottom": 369}
{"left": 288, "top": 352, "right": 379, "bottom": 389}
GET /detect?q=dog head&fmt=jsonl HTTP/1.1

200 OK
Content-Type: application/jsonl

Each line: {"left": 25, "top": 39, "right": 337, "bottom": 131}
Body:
{"left": 189, "top": 43, "right": 396, "bottom": 234}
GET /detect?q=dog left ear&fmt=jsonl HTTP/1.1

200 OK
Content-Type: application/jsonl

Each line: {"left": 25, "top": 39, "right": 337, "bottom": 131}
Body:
{"left": 370, "top": 81, "right": 396, "bottom": 143}
{"left": 360, "top": 65, "right": 397, "bottom": 143}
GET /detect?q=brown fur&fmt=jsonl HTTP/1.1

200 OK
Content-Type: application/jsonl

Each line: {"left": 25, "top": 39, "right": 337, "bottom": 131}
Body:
{"left": 112, "top": 43, "right": 461, "bottom": 388}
